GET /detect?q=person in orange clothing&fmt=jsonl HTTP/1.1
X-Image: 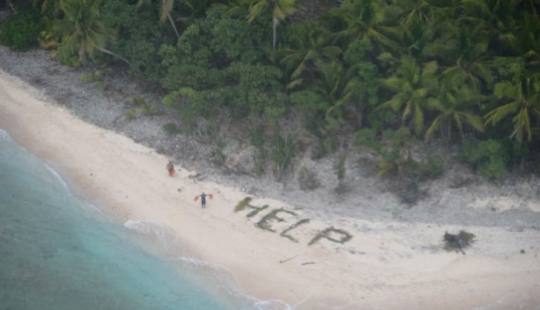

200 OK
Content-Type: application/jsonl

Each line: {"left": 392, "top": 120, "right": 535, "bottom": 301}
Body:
{"left": 166, "top": 161, "right": 177, "bottom": 177}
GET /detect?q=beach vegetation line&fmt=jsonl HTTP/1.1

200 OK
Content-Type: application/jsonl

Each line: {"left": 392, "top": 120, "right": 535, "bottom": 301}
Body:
{"left": 2, "top": 0, "right": 540, "bottom": 180}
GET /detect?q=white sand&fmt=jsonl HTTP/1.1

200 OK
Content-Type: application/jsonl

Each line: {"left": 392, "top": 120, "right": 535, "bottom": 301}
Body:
{"left": 1, "top": 69, "right": 540, "bottom": 310}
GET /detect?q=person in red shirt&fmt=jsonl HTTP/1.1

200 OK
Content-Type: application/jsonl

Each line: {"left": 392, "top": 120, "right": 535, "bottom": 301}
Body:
{"left": 166, "top": 161, "right": 176, "bottom": 177}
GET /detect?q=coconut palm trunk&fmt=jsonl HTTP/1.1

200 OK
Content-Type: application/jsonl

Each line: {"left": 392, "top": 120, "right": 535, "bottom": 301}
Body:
{"left": 247, "top": 0, "right": 296, "bottom": 50}
{"left": 97, "top": 47, "right": 131, "bottom": 65}
{"left": 273, "top": 17, "right": 278, "bottom": 50}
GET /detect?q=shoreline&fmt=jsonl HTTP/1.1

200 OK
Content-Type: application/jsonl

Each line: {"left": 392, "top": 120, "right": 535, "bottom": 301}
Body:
{"left": 2, "top": 67, "right": 540, "bottom": 309}
{"left": 0, "top": 68, "right": 348, "bottom": 307}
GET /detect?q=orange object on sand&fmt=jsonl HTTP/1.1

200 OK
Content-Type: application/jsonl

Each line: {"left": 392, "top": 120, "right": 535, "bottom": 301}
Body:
{"left": 194, "top": 194, "right": 213, "bottom": 202}
{"left": 166, "top": 161, "right": 175, "bottom": 177}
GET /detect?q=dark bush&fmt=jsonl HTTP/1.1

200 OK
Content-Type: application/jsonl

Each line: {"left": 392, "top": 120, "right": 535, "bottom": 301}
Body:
{"left": 0, "top": 11, "right": 43, "bottom": 51}
{"left": 163, "top": 123, "right": 178, "bottom": 135}
{"left": 461, "top": 139, "right": 509, "bottom": 179}
{"left": 417, "top": 155, "right": 444, "bottom": 181}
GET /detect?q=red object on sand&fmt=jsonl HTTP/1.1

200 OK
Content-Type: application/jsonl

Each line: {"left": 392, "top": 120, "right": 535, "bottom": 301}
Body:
{"left": 166, "top": 161, "right": 175, "bottom": 177}
{"left": 194, "top": 196, "right": 199, "bottom": 201}
{"left": 209, "top": 194, "right": 214, "bottom": 199}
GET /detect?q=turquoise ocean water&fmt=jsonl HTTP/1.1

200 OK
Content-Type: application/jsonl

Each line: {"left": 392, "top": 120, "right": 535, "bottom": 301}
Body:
{"left": 0, "top": 129, "right": 290, "bottom": 310}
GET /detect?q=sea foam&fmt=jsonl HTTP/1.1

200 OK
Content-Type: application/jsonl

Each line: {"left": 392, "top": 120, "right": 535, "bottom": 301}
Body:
{"left": 124, "top": 220, "right": 294, "bottom": 310}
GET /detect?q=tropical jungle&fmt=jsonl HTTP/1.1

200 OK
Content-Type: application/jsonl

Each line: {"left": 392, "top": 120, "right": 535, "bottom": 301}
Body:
{"left": 1, "top": 0, "right": 539, "bottom": 181}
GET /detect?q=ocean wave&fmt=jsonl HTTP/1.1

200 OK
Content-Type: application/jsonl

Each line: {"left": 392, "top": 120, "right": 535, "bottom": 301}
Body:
{"left": 248, "top": 299, "right": 295, "bottom": 310}
{"left": 0, "top": 129, "right": 13, "bottom": 142}
{"left": 44, "top": 164, "right": 69, "bottom": 190}
{"left": 0, "top": 129, "right": 69, "bottom": 190}
{"left": 175, "top": 256, "right": 294, "bottom": 310}
{"left": 124, "top": 220, "right": 295, "bottom": 310}
{"left": 124, "top": 220, "right": 185, "bottom": 256}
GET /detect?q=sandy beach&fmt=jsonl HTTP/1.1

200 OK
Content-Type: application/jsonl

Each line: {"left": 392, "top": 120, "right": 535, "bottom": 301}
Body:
{"left": 2, "top": 64, "right": 540, "bottom": 309}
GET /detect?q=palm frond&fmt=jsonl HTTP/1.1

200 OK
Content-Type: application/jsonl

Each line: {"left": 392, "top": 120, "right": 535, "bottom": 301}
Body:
{"left": 160, "top": 0, "right": 174, "bottom": 21}
{"left": 425, "top": 115, "right": 442, "bottom": 141}
{"left": 412, "top": 87, "right": 428, "bottom": 99}
{"left": 461, "top": 113, "right": 485, "bottom": 133}
{"left": 421, "top": 61, "right": 438, "bottom": 79}
{"left": 494, "top": 81, "right": 517, "bottom": 99}
{"left": 484, "top": 101, "right": 519, "bottom": 126}
{"left": 511, "top": 109, "right": 531, "bottom": 142}
{"left": 413, "top": 103, "right": 424, "bottom": 135}
{"left": 380, "top": 94, "right": 405, "bottom": 111}
{"left": 379, "top": 77, "right": 403, "bottom": 92}
{"left": 427, "top": 97, "right": 442, "bottom": 110}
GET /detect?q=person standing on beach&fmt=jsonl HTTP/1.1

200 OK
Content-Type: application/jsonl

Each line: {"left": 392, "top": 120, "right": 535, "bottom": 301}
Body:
{"left": 194, "top": 192, "right": 213, "bottom": 209}
{"left": 166, "top": 161, "right": 176, "bottom": 177}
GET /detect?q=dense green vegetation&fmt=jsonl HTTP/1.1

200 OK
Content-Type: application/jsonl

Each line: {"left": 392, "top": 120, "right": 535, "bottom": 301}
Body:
{"left": 2, "top": 0, "right": 539, "bottom": 179}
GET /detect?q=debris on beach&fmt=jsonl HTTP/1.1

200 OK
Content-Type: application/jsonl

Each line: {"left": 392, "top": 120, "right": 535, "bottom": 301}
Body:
{"left": 188, "top": 172, "right": 205, "bottom": 181}
{"left": 279, "top": 255, "right": 299, "bottom": 264}
{"left": 444, "top": 230, "right": 475, "bottom": 255}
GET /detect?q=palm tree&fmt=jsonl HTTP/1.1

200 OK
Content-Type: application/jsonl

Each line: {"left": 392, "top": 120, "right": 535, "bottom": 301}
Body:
{"left": 246, "top": 0, "right": 296, "bottom": 49}
{"left": 54, "top": 0, "right": 129, "bottom": 65}
{"left": 33, "top": 0, "right": 61, "bottom": 13}
{"left": 484, "top": 70, "right": 540, "bottom": 142}
{"left": 310, "top": 61, "right": 353, "bottom": 122}
{"left": 393, "top": 0, "right": 445, "bottom": 53}
{"left": 425, "top": 21, "right": 493, "bottom": 91}
{"left": 319, "top": 0, "right": 400, "bottom": 54}
{"left": 378, "top": 55, "right": 439, "bottom": 136}
{"left": 394, "top": 0, "right": 441, "bottom": 28}
{"left": 279, "top": 23, "right": 341, "bottom": 89}
{"left": 210, "top": 0, "right": 249, "bottom": 18}
{"left": 511, "top": 3, "right": 540, "bottom": 72}
{"left": 136, "top": 0, "right": 180, "bottom": 40}
{"left": 463, "top": 0, "right": 539, "bottom": 72}
{"left": 425, "top": 83, "right": 484, "bottom": 143}
{"left": 398, "top": 14, "right": 438, "bottom": 61}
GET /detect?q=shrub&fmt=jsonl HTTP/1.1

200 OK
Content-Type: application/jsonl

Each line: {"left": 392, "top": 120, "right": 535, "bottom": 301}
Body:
{"left": 126, "top": 108, "right": 137, "bottom": 121}
{"left": 163, "top": 123, "right": 178, "bottom": 135}
{"left": 162, "top": 88, "right": 205, "bottom": 133}
{"left": 0, "top": 11, "right": 43, "bottom": 51}
{"left": 417, "top": 155, "right": 444, "bottom": 181}
{"left": 251, "top": 124, "right": 267, "bottom": 175}
{"left": 158, "top": 10, "right": 286, "bottom": 120}
{"left": 355, "top": 127, "right": 416, "bottom": 178}
{"left": 133, "top": 97, "right": 146, "bottom": 106}
{"left": 398, "top": 181, "right": 423, "bottom": 205}
{"left": 335, "top": 155, "right": 347, "bottom": 181}
{"left": 203, "top": 123, "right": 226, "bottom": 164}
{"left": 460, "top": 139, "right": 509, "bottom": 179}
{"left": 271, "top": 124, "right": 295, "bottom": 181}
{"left": 355, "top": 128, "right": 445, "bottom": 181}
{"left": 80, "top": 69, "right": 110, "bottom": 89}
{"left": 101, "top": 0, "right": 168, "bottom": 81}
{"left": 298, "top": 166, "right": 320, "bottom": 191}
